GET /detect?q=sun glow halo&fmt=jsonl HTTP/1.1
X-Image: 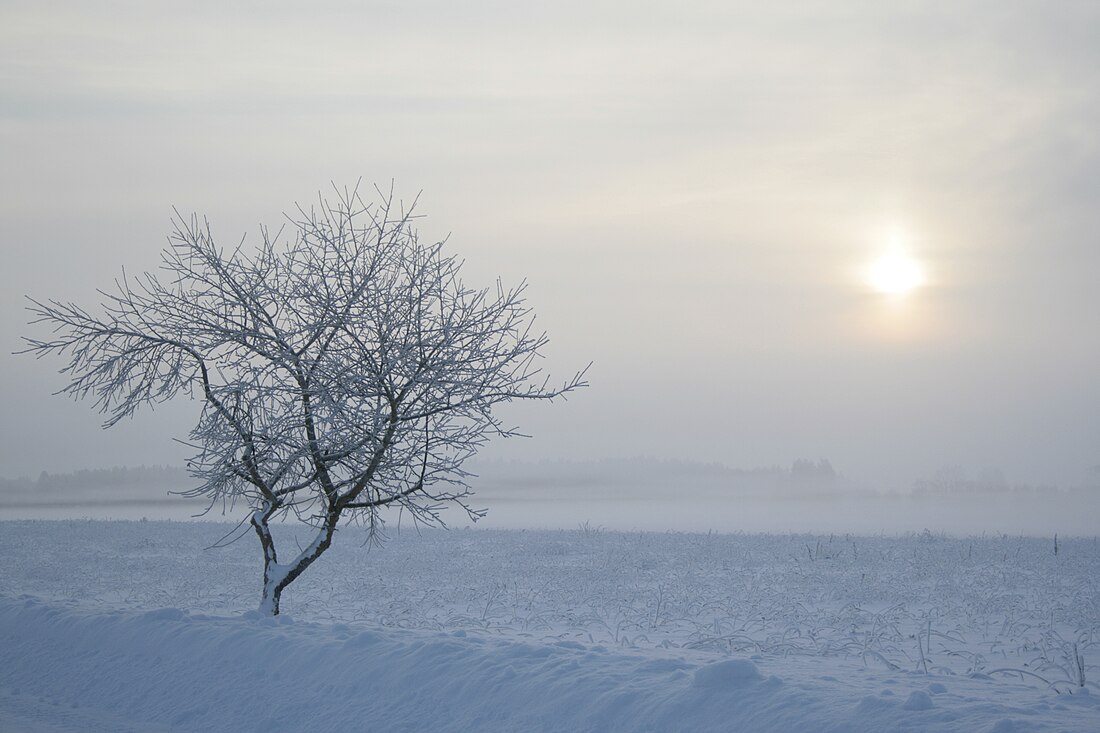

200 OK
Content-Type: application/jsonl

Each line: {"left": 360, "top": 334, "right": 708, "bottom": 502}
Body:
{"left": 868, "top": 248, "right": 924, "bottom": 296}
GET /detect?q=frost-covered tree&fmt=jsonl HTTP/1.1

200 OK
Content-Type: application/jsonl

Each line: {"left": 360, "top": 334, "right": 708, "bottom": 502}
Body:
{"left": 23, "top": 185, "right": 586, "bottom": 615}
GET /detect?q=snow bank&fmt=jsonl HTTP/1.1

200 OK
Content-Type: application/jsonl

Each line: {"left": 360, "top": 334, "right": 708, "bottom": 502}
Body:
{"left": 2, "top": 596, "right": 1096, "bottom": 733}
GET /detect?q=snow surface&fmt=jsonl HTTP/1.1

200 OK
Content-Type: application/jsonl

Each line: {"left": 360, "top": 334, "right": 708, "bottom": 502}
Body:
{"left": 1, "top": 521, "right": 1098, "bottom": 732}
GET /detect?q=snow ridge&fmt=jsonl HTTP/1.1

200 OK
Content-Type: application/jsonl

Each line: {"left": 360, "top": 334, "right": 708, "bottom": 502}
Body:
{"left": 2, "top": 596, "right": 1096, "bottom": 733}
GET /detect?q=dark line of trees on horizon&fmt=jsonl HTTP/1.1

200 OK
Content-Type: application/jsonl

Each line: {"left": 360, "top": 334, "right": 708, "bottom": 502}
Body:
{"left": 0, "top": 465, "right": 192, "bottom": 495}
{"left": 2, "top": 459, "right": 1094, "bottom": 498}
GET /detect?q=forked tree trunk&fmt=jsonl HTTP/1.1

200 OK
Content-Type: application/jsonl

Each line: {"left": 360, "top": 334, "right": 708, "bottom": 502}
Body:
{"left": 252, "top": 508, "right": 339, "bottom": 616}
{"left": 252, "top": 509, "right": 284, "bottom": 615}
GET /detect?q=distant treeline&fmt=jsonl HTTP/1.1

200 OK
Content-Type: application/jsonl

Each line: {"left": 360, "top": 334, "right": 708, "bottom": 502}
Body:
{"left": 472, "top": 456, "right": 838, "bottom": 479}
{"left": 4, "top": 459, "right": 1087, "bottom": 502}
{"left": 910, "top": 466, "right": 1073, "bottom": 497}
{"left": 0, "top": 458, "right": 848, "bottom": 502}
{"left": 467, "top": 456, "right": 852, "bottom": 499}
{"left": 0, "top": 465, "right": 192, "bottom": 495}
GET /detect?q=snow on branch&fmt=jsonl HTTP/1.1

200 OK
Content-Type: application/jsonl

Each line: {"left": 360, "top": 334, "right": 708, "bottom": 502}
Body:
{"left": 23, "top": 184, "right": 587, "bottom": 614}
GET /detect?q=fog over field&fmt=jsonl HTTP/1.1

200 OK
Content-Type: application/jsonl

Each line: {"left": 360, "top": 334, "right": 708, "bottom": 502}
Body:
{"left": 3, "top": 460, "right": 1098, "bottom": 537}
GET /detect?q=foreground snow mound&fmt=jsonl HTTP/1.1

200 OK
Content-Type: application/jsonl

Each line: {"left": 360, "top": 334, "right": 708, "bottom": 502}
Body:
{"left": 2, "top": 597, "right": 1097, "bottom": 733}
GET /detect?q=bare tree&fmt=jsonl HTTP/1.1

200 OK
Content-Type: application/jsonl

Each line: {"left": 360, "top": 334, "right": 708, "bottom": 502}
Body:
{"left": 23, "top": 185, "right": 586, "bottom": 615}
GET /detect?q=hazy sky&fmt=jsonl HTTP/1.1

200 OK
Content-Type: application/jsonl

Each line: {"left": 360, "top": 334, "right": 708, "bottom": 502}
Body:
{"left": 2, "top": 1, "right": 1098, "bottom": 490}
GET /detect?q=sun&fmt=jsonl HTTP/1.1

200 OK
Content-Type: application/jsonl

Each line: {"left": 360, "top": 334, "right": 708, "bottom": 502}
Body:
{"left": 868, "top": 247, "right": 924, "bottom": 296}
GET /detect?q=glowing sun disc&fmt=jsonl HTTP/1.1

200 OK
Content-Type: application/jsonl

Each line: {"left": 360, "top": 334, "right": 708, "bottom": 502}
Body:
{"left": 869, "top": 250, "right": 923, "bottom": 295}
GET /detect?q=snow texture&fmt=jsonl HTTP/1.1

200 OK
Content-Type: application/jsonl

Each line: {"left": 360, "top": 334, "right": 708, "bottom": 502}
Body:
{"left": 1, "top": 521, "right": 1098, "bottom": 732}
{"left": 3, "top": 597, "right": 1099, "bottom": 732}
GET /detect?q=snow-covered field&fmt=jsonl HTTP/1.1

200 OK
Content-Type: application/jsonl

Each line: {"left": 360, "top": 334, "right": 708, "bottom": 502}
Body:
{"left": 2, "top": 520, "right": 1098, "bottom": 731}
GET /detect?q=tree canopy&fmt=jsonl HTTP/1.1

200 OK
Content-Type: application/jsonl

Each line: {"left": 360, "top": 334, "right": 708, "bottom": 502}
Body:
{"left": 25, "top": 185, "right": 586, "bottom": 613}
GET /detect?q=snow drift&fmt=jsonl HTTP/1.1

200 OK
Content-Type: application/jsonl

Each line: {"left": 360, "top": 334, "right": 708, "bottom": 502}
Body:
{"left": 2, "top": 596, "right": 1097, "bottom": 733}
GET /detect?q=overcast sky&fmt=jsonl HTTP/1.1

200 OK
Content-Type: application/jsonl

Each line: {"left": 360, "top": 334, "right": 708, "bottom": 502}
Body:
{"left": 2, "top": 1, "right": 1098, "bottom": 490}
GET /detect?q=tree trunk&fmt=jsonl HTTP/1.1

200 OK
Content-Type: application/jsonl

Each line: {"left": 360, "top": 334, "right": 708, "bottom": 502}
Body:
{"left": 259, "top": 575, "right": 283, "bottom": 616}
{"left": 252, "top": 508, "right": 285, "bottom": 616}
{"left": 252, "top": 507, "right": 339, "bottom": 616}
